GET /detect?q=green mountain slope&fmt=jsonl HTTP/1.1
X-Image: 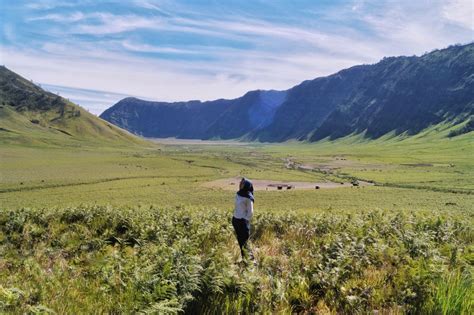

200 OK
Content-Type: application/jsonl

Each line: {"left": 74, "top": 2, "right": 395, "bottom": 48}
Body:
{"left": 0, "top": 66, "right": 144, "bottom": 146}
{"left": 307, "top": 43, "right": 474, "bottom": 141}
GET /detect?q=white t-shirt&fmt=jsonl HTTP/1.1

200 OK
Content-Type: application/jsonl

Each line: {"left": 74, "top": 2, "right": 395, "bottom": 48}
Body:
{"left": 233, "top": 194, "right": 254, "bottom": 221}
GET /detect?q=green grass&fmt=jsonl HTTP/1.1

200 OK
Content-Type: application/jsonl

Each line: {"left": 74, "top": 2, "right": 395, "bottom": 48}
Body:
{"left": 1, "top": 140, "right": 472, "bottom": 212}
{"left": 1, "top": 126, "right": 472, "bottom": 211}
{"left": 0, "top": 104, "right": 145, "bottom": 147}
{"left": 0, "top": 206, "right": 472, "bottom": 313}
{"left": 429, "top": 270, "right": 474, "bottom": 314}
{"left": 263, "top": 125, "right": 473, "bottom": 192}
{"left": 0, "top": 126, "right": 472, "bottom": 313}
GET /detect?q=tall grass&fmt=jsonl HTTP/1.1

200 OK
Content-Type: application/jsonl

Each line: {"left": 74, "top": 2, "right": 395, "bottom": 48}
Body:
{"left": 1, "top": 205, "right": 472, "bottom": 313}
{"left": 427, "top": 270, "right": 473, "bottom": 314}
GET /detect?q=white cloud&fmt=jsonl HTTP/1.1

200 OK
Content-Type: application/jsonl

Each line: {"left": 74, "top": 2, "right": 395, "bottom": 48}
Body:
{"left": 133, "top": 0, "right": 171, "bottom": 15}
{"left": 75, "top": 14, "right": 165, "bottom": 35}
{"left": 29, "top": 11, "right": 387, "bottom": 61}
{"left": 120, "top": 41, "right": 200, "bottom": 55}
{"left": 2, "top": 40, "right": 368, "bottom": 114}
{"left": 25, "top": 1, "right": 82, "bottom": 10}
{"left": 41, "top": 83, "right": 138, "bottom": 115}
{"left": 442, "top": 0, "right": 474, "bottom": 30}
{"left": 28, "top": 12, "right": 87, "bottom": 22}
{"left": 354, "top": 1, "right": 473, "bottom": 55}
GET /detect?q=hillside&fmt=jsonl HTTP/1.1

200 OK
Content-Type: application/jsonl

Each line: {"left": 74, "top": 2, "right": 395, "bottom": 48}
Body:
{"left": 101, "top": 43, "right": 474, "bottom": 141}
{"left": 0, "top": 66, "right": 143, "bottom": 146}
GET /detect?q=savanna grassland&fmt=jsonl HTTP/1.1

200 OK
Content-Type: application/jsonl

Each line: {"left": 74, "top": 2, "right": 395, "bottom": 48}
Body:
{"left": 0, "top": 128, "right": 473, "bottom": 313}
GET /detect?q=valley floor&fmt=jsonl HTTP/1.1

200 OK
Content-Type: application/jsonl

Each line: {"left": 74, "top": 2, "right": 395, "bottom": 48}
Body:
{"left": 1, "top": 132, "right": 472, "bottom": 211}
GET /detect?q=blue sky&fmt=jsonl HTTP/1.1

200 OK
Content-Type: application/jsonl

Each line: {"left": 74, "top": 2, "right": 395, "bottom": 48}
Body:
{"left": 1, "top": 0, "right": 473, "bottom": 115}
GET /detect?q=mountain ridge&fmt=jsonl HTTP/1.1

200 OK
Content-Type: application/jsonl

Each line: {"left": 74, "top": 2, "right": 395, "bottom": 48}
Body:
{"left": 100, "top": 43, "right": 472, "bottom": 141}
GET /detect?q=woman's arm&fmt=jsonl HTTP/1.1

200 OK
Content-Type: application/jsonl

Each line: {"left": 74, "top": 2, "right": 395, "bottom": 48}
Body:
{"left": 246, "top": 199, "right": 254, "bottom": 221}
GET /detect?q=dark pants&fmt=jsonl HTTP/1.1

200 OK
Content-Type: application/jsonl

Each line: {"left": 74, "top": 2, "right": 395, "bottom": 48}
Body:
{"left": 232, "top": 217, "right": 253, "bottom": 260}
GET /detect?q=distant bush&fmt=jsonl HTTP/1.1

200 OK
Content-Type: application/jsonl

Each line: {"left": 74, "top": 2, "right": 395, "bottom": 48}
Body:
{"left": 448, "top": 118, "right": 474, "bottom": 137}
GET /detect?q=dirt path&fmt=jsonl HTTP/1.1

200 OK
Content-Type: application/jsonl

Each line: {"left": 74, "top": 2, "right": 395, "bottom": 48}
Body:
{"left": 203, "top": 177, "right": 374, "bottom": 191}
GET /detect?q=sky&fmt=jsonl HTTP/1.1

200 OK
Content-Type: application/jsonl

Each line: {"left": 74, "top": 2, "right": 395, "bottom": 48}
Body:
{"left": 1, "top": 0, "right": 473, "bottom": 115}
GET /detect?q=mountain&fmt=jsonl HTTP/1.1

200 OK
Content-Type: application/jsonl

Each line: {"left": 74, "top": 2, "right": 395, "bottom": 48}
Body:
{"left": 101, "top": 89, "right": 287, "bottom": 139}
{"left": 0, "top": 66, "right": 143, "bottom": 146}
{"left": 101, "top": 43, "right": 474, "bottom": 142}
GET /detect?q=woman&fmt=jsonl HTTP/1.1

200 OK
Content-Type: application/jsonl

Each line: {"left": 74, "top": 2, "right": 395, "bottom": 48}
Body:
{"left": 232, "top": 178, "right": 255, "bottom": 261}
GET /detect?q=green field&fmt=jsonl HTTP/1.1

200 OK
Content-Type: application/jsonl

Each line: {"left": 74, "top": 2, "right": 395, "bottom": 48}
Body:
{"left": 1, "top": 129, "right": 473, "bottom": 313}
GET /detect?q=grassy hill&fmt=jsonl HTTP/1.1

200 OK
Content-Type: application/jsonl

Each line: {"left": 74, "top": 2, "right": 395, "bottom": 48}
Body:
{"left": 0, "top": 66, "right": 145, "bottom": 147}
